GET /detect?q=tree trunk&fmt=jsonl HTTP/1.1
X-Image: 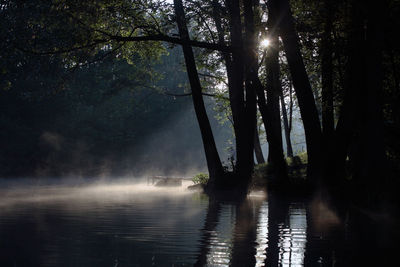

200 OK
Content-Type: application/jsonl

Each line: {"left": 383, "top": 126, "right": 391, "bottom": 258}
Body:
{"left": 225, "top": 0, "right": 255, "bottom": 180}
{"left": 320, "top": 0, "right": 336, "bottom": 183}
{"left": 242, "top": 0, "right": 258, "bottom": 176}
{"left": 174, "top": 0, "right": 224, "bottom": 187}
{"left": 264, "top": 0, "right": 288, "bottom": 180}
{"left": 272, "top": 0, "right": 323, "bottom": 181}
{"left": 254, "top": 125, "right": 265, "bottom": 164}
{"left": 288, "top": 80, "right": 294, "bottom": 133}
{"left": 331, "top": 0, "right": 364, "bottom": 182}
{"left": 280, "top": 91, "right": 293, "bottom": 157}
{"left": 333, "top": 0, "right": 388, "bottom": 199}
{"left": 352, "top": 0, "right": 387, "bottom": 198}
{"left": 211, "top": 0, "right": 234, "bottom": 80}
{"left": 321, "top": 0, "right": 335, "bottom": 143}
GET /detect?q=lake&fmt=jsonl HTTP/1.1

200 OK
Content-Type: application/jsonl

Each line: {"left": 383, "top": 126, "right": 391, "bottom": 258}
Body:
{"left": 0, "top": 178, "right": 396, "bottom": 266}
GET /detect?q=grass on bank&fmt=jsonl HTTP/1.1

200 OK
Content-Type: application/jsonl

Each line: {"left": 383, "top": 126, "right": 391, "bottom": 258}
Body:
{"left": 190, "top": 152, "right": 309, "bottom": 189}
{"left": 251, "top": 152, "right": 308, "bottom": 189}
{"left": 192, "top": 172, "right": 209, "bottom": 185}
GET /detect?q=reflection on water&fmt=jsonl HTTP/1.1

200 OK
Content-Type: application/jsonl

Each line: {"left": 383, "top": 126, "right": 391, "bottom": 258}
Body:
{"left": 204, "top": 205, "right": 235, "bottom": 266}
{"left": 196, "top": 193, "right": 308, "bottom": 267}
{"left": 0, "top": 179, "right": 207, "bottom": 266}
{"left": 255, "top": 201, "right": 268, "bottom": 266}
{"left": 0, "top": 178, "right": 396, "bottom": 266}
{"left": 278, "top": 205, "right": 307, "bottom": 266}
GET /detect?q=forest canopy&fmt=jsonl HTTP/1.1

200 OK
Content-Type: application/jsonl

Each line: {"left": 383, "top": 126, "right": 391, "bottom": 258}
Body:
{"left": 1, "top": 0, "right": 399, "bottom": 201}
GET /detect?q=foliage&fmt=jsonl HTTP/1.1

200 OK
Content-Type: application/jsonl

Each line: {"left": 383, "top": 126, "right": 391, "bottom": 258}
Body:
{"left": 192, "top": 172, "right": 209, "bottom": 185}
{"left": 286, "top": 152, "right": 308, "bottom": 166}
{"left": 1, "top": 0, "right": 399, "bottom": 198}
{"left": 251, "top": 162, "right": 269, "bottom": 189}
{"left": 0, "top": 42, "right": 231, "bottom": 177}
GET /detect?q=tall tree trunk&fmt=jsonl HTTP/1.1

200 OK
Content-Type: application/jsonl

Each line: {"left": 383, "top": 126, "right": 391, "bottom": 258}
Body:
{"left": 280, "top": 91, "right": 294, "bottom": 157}
{"left": 333, "top": 0, "right": 388, "bottom": 199}
{"left": 254, "top": 125, "right": 265, "bottom": 164}
{"left": 353, "top": 0, "right": 387, "bottom": 199}
{"left": 288, "top": 80, "right": 294, "bottom": 133}
{"left": 211, "top": 0, "right": 234, "bottom": 83}
{"left": 321, "top": 0, "right": 335, "bottom": 143}
{"left": 332, "top": 0, "right": 364, "bottom": 182}
{"left": 254, "top": 77, "right": 276, "bottom": 164}
{"left": 264, "top": 0, "right": 288, "bottom": 180}
{"left": 242, "top": 0, "right": 258, "bottom": 177}
{"left": 174, "top": 0, "right": 224, "bottom": 187}
{"left": 271, "top": 0, "right": 323, "bottom": 181}
{"left": 226, "top": 0, "right": 255, "bottom": 180}
{"left": 320, "top": 0, "right": 335, "bottom": 183}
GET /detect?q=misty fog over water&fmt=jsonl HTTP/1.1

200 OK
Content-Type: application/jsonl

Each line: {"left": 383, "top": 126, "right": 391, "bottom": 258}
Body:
{"left": 0, "top": 178, "right": 396, "bottom": 266}
{"left": 0, "top": 178, "right": 306, "bottom": 266}
{"left": 1, "top": 0, "right": 399, "bottom": 265}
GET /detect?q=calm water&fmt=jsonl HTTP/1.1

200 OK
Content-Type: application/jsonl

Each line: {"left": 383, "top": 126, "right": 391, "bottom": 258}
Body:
{"left": 0, "top": 178, "right": 397, "bottom": 266}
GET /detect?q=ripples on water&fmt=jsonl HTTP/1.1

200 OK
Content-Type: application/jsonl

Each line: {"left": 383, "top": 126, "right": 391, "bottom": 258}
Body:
{"left": 278, "top": 205, "right": 307, "bottom": 266}
{"left": 0, "top": 178, "right": 396, "bottom": 266}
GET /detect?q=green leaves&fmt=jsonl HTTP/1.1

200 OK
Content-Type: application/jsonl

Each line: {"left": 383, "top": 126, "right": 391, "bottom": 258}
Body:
{"left": 192, "top": 172, "right": 209, "bottom": 185}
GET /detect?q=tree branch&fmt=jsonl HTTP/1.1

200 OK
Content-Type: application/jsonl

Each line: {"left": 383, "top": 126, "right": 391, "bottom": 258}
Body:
{"left": 164, "top": 91, "right": 229, "bottom": 100}
{"left": 14, "top": 39, "right": 109, "bottom": 55}
{"left": 198, "top": 72, "right": 228, "bottom": 85}
{"left": 107, "top": 34, "right": 231, "bottom": 52}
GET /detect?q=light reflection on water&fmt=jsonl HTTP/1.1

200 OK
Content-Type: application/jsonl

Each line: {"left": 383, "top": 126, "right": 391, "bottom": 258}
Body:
{"left": 0, "top": 178, "right": 393, "bottom": 266}
{"left": 0, "top": 180, "right": 306, "bottom": 267}
{"left": 200, "top": 196, "right": 307, "bottom": 267}
{"left": 0, "top": 179, "right": 207, "bottom": 266}
{"left": 204, "top": 204, "right": 235, "bottom": 266}
{"left": 278, "top": 205, "right": 307, "bottom": 267}
{"left": 255, "top": 201, "right": 269, "bottom": 266}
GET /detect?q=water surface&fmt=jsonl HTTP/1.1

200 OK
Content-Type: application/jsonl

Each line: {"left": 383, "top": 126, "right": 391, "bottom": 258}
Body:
{"left": 0, "top": 178, "right": 396, "bottom": 266}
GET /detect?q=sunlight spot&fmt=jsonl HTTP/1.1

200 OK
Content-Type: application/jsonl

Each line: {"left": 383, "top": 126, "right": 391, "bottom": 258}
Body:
{"left": 260, "top": 39, "right": 270, "bottom": 48}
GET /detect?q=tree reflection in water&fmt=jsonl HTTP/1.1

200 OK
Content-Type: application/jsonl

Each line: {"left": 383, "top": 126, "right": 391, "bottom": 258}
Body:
{"left": 195, "top": 192, "right": 308, "bottom": 266}
{"left": 195, "top": 188, "right": 398, "bottom": 267}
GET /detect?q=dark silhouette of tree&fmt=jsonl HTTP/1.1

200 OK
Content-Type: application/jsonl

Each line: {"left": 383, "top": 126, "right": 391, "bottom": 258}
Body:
{"left": 280, "top": 91, "right": 294, "bottom": 158}
{"left": 173, "top": 0, "right": 224, "bottom": 186}
{"left": 271, "top": 0, "right": 323, "bottom": 181}
{"left": 264, "top": 0, "right": 288, "bottom": 181}
{"left": 320, "top": 0, "right": 335, "bottom": 146}
{"left": 254, "top": 125, "right": 265, "bottom": 164}
{"left": 194, "top": 198, "right": 222, "bottom": 267}
{"left": 2, "top": 0, "right": 398, "bottom": 201}
{"left": 332, "top": 0, "right": 388, "bottom": 199}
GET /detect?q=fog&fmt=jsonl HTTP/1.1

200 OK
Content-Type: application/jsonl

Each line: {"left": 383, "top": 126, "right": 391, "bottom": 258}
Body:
{"left": 3, "top": 96, "right": 233, "bottom": 179}
{"left": 0, "top": 177, "right": 206, "bottom": 213}
{"left": 124, "top": 100, "right": 232, "bottom": 177}
{"left": 0, "top": 177, "right": 209, "bottom": 266}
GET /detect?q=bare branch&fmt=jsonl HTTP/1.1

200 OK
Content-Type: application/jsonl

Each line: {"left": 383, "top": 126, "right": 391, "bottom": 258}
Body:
{"left": 14, "top": 39, "right": 109, "bottom": 55}
{"left": 198, "top": 72, "right": 228, "bottom": 85}
{"left": 163, "top": 91, "right": 229, "bottom": 100}
{"left": 107, "top": 34, "right": 231, "bottom": 51}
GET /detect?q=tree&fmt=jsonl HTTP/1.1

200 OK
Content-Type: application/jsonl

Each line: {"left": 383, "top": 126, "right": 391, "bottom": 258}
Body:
{"left": 3, "top": 0, "right": 397, "bottom": 198}
{"left": 333, "top": 0, "right": 388, "bottom": 197}
{"left": 280, "top": 90, "right": 294, "bottom": 158}
{"left": 320, "top": 0, "right": 335, "bottom": 145}
{"left": 173, "top": 0, "right": 224, "bottom": 187}
{"left": 271, "top": 0, "right": 323, "bottom": 181}
{"left": 263, "top": 0, "right": 288, "bottom": 180}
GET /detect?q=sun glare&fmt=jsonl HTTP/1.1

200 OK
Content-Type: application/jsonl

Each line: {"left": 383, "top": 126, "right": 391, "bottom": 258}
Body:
{"left": 260, "top": 39, "right": 270, "bottom": 48}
